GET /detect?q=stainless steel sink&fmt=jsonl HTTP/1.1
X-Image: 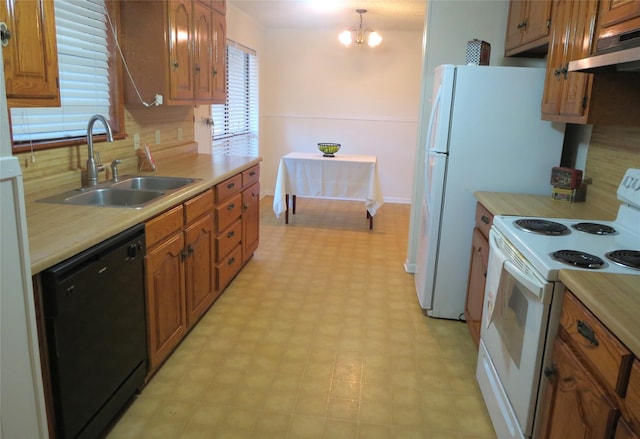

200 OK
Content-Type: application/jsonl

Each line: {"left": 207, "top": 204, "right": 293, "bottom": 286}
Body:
{"left": 37, "top": 175, "right": 200, "bottom": 208}
{"left": 39, "top": 188, "right": 165, "bottom": 208}
{"left": 63, "top": 188, "right": 165, "bottom": 207}
{"left": 111, "top": 176, "right": 197, "bottom": 191}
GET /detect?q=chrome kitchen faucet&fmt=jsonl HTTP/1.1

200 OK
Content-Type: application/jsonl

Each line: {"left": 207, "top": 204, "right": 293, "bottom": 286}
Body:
{"left": 86, "top": 115, "right": 114, "bottom": 186}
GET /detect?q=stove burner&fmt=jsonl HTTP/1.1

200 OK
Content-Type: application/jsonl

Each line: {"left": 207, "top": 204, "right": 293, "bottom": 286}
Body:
{"left": 571, "top": 222, "right": 617, "bottom": 235}
{"left": 514, "top": 219, "right": 570, "bottom": 236}
{"left": 605, "top": 250, "right": 640, "bottom": 270}
{"left": 551, "top": 250, "right": 606, "bottom": 269}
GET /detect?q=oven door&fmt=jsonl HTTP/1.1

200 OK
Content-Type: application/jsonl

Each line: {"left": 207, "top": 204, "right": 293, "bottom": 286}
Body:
{"left": 477, "top": 227, "right": 554, "bottom": 438}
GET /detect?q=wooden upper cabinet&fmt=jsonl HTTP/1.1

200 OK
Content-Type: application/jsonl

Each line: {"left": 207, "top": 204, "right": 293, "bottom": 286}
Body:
{"left": 504, "top": 0, "right": 553, "bottom": 57}
{"left": 211, "top": 10, "right": 226, "bottom": 104}
{"left": 0, "top": 0, "right": 60, "bottom": 107}
{"left": 197, "top": 0, "right": 226, "bottom": 15}
{"left": 169, "top": 0, "right": 194, "bottom": 102}
{"left": 541, "top": 0, "right": 597, "bottom": 123}
{"left": 193, "top": 2, "right": 214, "bottom": 102}
{"left": 120, "top": 0, "right": 226, "bottom": 106}
{"left": 597, "top": 0, "right": 640, "bottom": 39}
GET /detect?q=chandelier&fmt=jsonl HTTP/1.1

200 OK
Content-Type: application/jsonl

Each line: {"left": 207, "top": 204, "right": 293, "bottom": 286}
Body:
{"left": 338, "top": 9, "right": 382, "bottom": 47}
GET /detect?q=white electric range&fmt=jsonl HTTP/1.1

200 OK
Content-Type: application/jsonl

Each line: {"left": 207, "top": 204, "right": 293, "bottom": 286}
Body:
{"left": 477, "top": 168, "right": 640, "bottom": 439}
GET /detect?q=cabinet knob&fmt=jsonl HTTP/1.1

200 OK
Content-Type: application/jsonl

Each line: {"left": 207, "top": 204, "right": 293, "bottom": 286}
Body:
{"left": 0, "top": 22, "right": 11, "bottom": 47}
{"left": 228, "top": 256, "right": 235, "bottom": 265}
{"left": 172, "top": 60, "right": 179, "bottom": 70}
{"left": 195, "top": 64, "right": 201, "bottom": 73}
{"left": 227, "top": 231, "right": 235, "bottom": 239}
{"left": 543, "top": 364, "right": 557, "bottom": 379}
{"left": 227, "top": 203, "right": 235, "bottom": 211}
{"left": 227, "top": 182, "right": 235, "bottom": 189}
{"left": 481, "top": 215, "right": 490, "bottom": 224}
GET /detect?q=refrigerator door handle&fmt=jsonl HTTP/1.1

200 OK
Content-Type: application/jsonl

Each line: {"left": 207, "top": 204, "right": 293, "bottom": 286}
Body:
{"left": 425, "top": 85, "right": 444, "bottom": 154}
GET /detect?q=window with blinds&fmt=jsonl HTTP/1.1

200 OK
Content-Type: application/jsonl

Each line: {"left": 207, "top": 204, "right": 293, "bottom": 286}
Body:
{"left": 212, "top": 40, "right": 258, "bottom": 157}
{"left": 10, "top": 0, "right": 112, "bottom": 144}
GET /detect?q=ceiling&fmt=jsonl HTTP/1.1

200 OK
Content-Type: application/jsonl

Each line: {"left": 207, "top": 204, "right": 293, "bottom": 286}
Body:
{"left": 230, "top": 0, "right": 427, "bottom": 32}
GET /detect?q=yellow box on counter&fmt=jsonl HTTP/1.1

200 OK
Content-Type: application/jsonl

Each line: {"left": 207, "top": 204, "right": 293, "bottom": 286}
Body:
{"left": 552, "top": 186, "right": 586, "bottom": 202}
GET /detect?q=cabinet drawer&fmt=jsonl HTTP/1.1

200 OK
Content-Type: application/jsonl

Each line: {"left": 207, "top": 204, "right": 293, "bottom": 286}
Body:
{"left": 474, "top": 202, "right": 493, "bottom": 238}
{"left": 216, "top": 219, "right": 241, "bottom": 262}
{"left": 242, "top": 165, "right": 260, "bottom": 187}
{"left": 217, "top": 245, "right": 242, "bottom": 291}
{"left": 560, "top": 291, "right": 633, "bottom": 396}
{"left": 146, "top": 205, "right": 184, "bottom": 248}
{"left": 216, "top": 193, "right": 242, "bottom": 232}
{"left": 215, "top": 174, "right": 242, "bottom": 202}
{"left": 184, "top": 189, "right": 213, "bottom": 224}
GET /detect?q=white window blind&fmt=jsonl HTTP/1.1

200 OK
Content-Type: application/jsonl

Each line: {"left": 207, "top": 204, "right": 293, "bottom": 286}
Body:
{"left": 10, "top": 0, "right": 111, "bottom": 143}
{"left": 212, "top": 40, "right": 258, "bottom": 157}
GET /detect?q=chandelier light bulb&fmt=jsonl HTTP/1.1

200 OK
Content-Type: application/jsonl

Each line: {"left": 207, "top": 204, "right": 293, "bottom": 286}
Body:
{"left": 339, "top": 30, "right": 353, "bottom": 46}
{"left": 368, "top": 31, "right": 382, "bottom": 47}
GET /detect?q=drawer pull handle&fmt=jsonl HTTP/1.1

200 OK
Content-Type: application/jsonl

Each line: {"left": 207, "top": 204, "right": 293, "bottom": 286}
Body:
{"left": 577, "top": 320, "right": 599, "bottom": 346}
{"left": 249, "top": 171, "right": 256, "bottom": 176}
{"left": 481, "top": 215, "right": 490, "bottom": 224}
{"left": 227, "top": 231, "right": 235, "bottom": 238}
{"left": 227, "top": 182, "right": 235, "bottom": 189}
{"left": 228, "top": 257, "right": 235, "bottom": 265}
{"left": 227, "top": 203, "right": 235, "bottom": 211}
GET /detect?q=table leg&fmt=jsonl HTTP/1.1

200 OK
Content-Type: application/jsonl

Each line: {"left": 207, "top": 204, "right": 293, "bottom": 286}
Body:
{"left": 292, "top": 195, "right": 296, "bottom": 214}
{"left": 367, "top": 211, "right": 373, "bottom": 230}
{"left": 285, "top": 194, "right": 289, "bottom": 224}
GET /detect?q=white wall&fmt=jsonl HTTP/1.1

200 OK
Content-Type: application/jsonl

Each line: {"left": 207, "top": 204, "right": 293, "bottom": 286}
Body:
{"left": 259, "top": 29, "right": 423, "bottom": 203}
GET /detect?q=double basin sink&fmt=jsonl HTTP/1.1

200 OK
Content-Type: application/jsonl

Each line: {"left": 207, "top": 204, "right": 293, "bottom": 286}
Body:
{"left": 38, "top": 176, "right": 199, "bottom": 208}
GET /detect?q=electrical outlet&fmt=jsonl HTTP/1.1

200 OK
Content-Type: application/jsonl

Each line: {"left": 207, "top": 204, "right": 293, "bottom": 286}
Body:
{"left": 155, "top": 130, "right": 161, "bottom": 145}
{"left": 133, "top": 133, "right": 140, "bottom": 150}
{"left": 177, "top": 127, "right": 183, "bottom": 141}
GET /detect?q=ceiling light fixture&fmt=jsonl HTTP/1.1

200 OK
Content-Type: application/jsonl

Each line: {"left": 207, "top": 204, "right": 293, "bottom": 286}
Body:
{"left": 338, "top": 9, "right": 382, "bottom": 48}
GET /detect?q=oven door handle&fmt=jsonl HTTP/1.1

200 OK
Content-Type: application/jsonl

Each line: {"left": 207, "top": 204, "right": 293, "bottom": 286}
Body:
{"left": 489, "top": 229, "right": 549, "bottom": 302}
{"left": 501, "top": 260, "right": 548, "bottom": 302}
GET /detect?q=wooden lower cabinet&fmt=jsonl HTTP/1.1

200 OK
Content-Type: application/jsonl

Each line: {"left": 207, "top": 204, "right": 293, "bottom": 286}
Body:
{"left": 536, "top": 290, "right": 640, "bottom": 438}
{"left": 144, "top": 165, "right": 259, "bottom": 375}
{"left": 465, "top": 202, "right": 492, "bottom": 349}
{"left": 539, "top": 337, "right": 618, "bottom": 439}
{"left": 145, "top": 229, "right": 187, "bottom": 373}
{"left": 242, "top": 181, "right": 260, "bottom": 264}
{"left": 184, "top": 212, "right": 216, "bottom": 327}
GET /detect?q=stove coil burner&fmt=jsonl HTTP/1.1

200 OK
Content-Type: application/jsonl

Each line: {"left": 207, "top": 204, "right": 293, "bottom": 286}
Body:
{"left": 605, "top": 250, "right": 640, "bottom": 271}
{"left": 551, "top": 250, "right": 606, "bottom": 269}
{"left": 571, "top": 222, "right": 617, "bottom": 235}
{"left": 514, "top": 219, "right": 570, "bottom": 236}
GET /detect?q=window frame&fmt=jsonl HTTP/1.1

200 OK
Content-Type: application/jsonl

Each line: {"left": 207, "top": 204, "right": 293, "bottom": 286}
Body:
{"left": 10, "top": 0, "right": 125, "bottom": 154}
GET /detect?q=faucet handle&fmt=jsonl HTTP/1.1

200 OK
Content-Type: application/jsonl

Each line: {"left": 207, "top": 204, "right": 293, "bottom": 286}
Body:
{"left": 111, "top": 159, "right": 122, "bottom": 182}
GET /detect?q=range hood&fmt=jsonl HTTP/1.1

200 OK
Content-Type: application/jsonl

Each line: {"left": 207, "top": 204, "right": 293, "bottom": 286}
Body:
{"left": 568, "top": 30, "right": 640, "bottom": 73}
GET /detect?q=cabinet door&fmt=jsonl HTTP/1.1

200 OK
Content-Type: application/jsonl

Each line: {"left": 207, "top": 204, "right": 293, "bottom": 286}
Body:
{"left": 524, "top": 0, "right": 553, "bottom": 45}
{"left": 0, "top": 0, "right": 59, "bottom": 107}
{"left": 615, "top": 418, "right": 640, "bottom": 439}
{"left": 558, "top": 0, "right": 597, "bottom": 118}
{"left": 184, "top": 213, "right": 217, "bottom": 328}
{"left": 540, "top": 337, "right": 618, "bottom": 439}
{"left": 598, "top": 0, "right": 640, "bottom": 29}
{"left": 212, "top": 9, "right": 226, "bottom": 104}
{"left": 168, "top": 0, "right": 193, "bottom": 101}
{"left": 464, "top": 227, "right": 488, "bottom": 349}
{"left": 242, "top": 182, "right": 260, "bottom": 264}
{"left": 193, "top": 2, "right": 214, "bottom": 102}
{"left": 541, "top": 0, "right": 596, "bottom": 122}
{"left": 505, "top": 0, "right": 527, "bottom": 51}
{"left": 145, "top": 232, "right": 187, "bottom": 372}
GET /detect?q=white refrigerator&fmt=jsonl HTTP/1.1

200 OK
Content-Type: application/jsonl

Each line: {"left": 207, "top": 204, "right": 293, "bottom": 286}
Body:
{"left": 414, "top": 64, "right": 565, "bottom": 319}
{"left": 0, "top": 51, "right": 49, "bottom": 437}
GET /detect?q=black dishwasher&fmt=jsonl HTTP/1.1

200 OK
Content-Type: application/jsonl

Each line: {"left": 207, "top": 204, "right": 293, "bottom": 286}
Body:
{"left": 41, "top": 224, "right": 147, "bottom": 439}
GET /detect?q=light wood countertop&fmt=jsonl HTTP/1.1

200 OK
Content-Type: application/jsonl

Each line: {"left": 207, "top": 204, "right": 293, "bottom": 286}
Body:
{"left": 476, "top": 191, "right": 640, "bottom": 357}
{"left": 26, "top": 153, "right": 261, "bottom": 274}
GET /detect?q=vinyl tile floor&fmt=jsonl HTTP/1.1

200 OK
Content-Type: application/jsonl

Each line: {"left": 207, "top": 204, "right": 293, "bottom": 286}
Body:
{"left": 106, "top": 196, "right": 497, "bottom": 439}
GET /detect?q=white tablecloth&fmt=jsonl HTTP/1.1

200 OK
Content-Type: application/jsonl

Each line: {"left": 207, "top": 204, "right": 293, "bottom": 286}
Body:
{"left": 273, "top": 152, "right": 383, "bottom": 218}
